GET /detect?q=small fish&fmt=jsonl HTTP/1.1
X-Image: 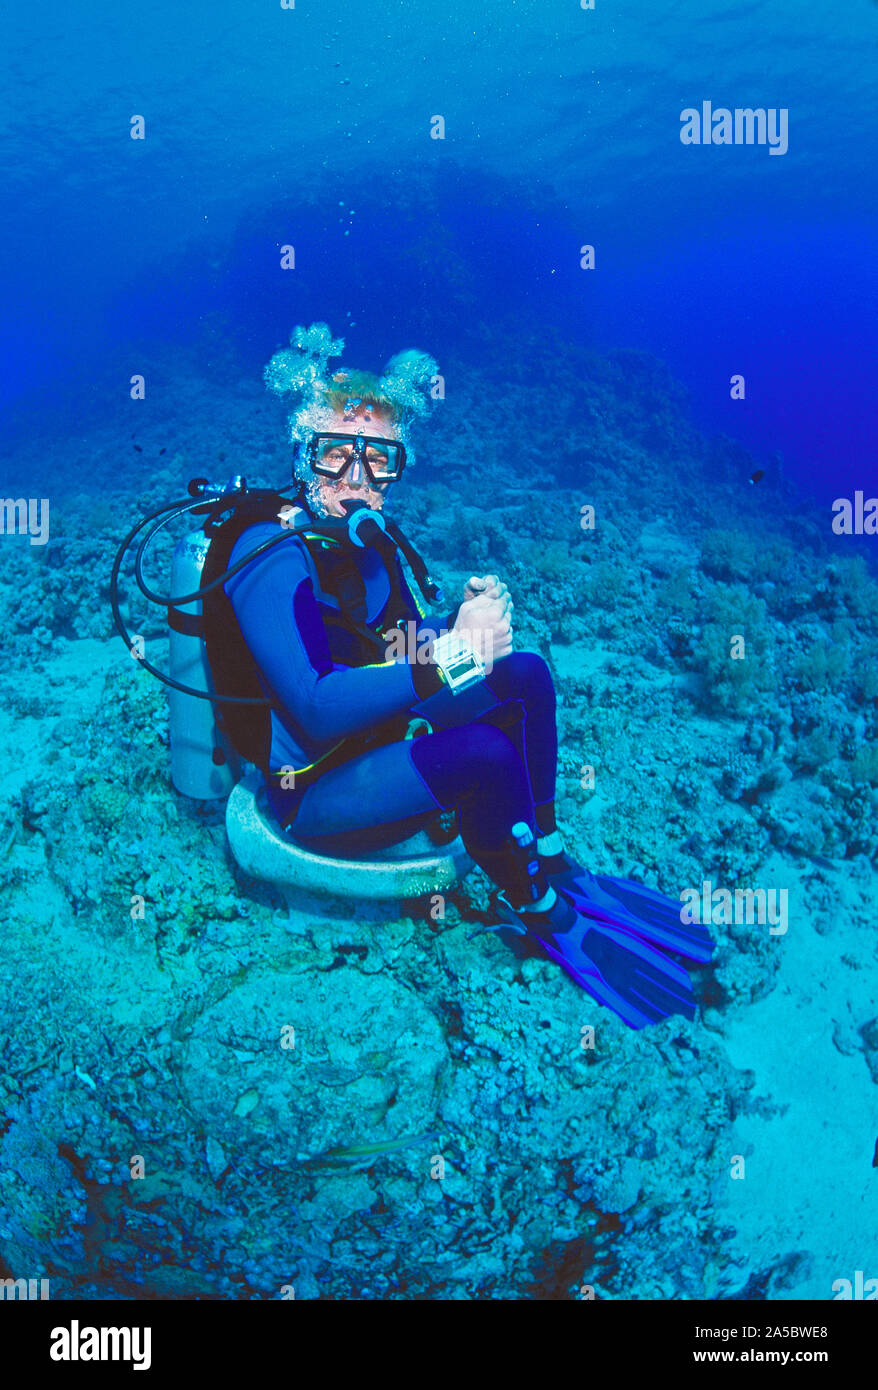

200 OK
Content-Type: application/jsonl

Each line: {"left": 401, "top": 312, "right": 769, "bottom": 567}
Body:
{"left": 810, "top": 854, "right": 837, "bottom": 871}
{"left": 301, "top": 1132, "right": 443, "bottom": 1170}
{"left": 159, "top": 447, "right": 166, "bottom": 455}
{"left": 133, "top": 444, "right": 142, "bottom": 453}
{"left": 873, "top": 1136, "right": 878, "bottom": 1169}
{"left": 749, "top": 469, "right": 764, "bottom": 485}
{"left": 790, "top": 849, "right": 837, "bottom": 871}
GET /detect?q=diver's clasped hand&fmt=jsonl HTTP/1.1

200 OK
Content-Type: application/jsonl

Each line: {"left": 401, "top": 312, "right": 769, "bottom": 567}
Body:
{"left": 464, "top": 573, "right": 512, "bottom": 607}
{"left": 455, "top": 573, "right": 514, "bottom": 662}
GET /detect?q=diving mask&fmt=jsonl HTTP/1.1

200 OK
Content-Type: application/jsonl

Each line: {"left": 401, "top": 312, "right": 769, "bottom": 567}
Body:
{"left": 305, "top": 431, "right": 406, "bottom": 484}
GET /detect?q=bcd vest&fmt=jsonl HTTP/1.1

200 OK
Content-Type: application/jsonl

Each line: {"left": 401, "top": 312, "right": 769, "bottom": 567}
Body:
{"left": 197, "top": 494, "right": 419, "bottom": 781}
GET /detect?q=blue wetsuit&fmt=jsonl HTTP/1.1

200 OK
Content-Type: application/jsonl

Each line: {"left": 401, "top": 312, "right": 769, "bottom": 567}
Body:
{"left": 225, "top": 518, "right": 559, "bottom": 898}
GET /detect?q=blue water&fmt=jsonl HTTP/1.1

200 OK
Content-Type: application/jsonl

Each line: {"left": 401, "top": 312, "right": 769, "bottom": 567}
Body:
{"left": 2, "top": 0, "right": 877, "bottom": 1308}
{"left": 3, "top": 0, "right": 876, "bottom": 505}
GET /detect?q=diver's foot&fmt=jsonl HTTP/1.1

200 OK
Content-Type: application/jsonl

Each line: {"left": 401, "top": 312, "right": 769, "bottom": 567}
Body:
{"left": 492, "top": 885, "right": 698, "bottom": 1029}
{"left": 539, "top": 859, "right": 714, "bottom": 964}
{"left": 494, "top": 885, "right": 579, "bottom": 935}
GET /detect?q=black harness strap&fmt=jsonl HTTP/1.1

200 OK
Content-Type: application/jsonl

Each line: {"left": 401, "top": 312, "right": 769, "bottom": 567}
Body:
{"left": 300, "top": 533, "right": 416, "bottom": 662}
{"left": 199, "top": 492, "right": 296, "bottom": 771}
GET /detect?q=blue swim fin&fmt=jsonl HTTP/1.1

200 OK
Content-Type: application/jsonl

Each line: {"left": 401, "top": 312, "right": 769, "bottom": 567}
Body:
{"left": 491, "top": 889, "right": 698, "bottom": 1030}
{"left": 547, "top": 862, "right": 714, "bottom": 964}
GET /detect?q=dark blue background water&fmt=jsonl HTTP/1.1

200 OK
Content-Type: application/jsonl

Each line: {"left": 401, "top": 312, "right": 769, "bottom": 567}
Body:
{"left": 2, "top": 0, "right": 876, "bottom": 507}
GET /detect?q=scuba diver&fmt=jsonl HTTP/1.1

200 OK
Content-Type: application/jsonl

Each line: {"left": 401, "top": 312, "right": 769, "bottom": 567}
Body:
{"left": 111, "top": 323, "right": 713, "bottom": 1030}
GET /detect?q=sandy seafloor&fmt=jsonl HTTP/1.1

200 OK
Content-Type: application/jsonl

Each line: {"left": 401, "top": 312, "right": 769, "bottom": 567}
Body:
{"left": 0, "top": 332, "right": 876, "bottom": 1300}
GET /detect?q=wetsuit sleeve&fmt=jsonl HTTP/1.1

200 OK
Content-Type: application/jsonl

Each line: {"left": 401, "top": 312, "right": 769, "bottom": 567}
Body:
{"left": 425, "top": 603, "right": 464, "bottom": 634}
{"left": 226, "top": 531, "right": 440, "bottom": 743}
{"left": 393, "top": 557, "right": 462, "bottom": 638}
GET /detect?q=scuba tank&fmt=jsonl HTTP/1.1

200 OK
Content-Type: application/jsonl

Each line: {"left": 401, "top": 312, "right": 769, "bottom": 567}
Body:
{"left": 168, "top": 525, "right": 241, "bottom": 799}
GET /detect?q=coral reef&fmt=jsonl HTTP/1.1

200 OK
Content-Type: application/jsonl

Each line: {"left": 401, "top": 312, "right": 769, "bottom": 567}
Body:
{"left": 2, "top": 330, "right": 877, "bottom": 1299}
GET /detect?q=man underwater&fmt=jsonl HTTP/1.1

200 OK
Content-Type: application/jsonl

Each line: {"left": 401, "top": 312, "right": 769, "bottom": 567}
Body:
{"left": 214, "top": 324, "right": 713, "bottom": 1030}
